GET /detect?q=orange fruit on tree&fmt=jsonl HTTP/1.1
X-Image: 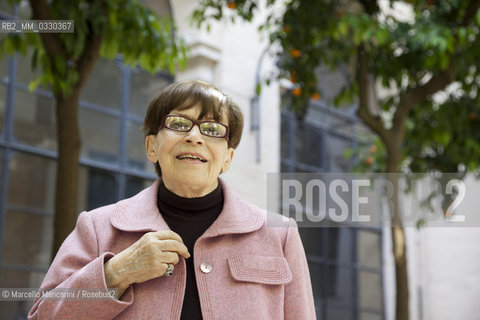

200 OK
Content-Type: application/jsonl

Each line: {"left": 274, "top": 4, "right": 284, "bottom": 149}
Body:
{"left": 365, "top": 157, "right": 374, "bottom": 166}
{"left": 227, "top": 2, "right": 236, "bottom": 9}
{"left": 311, "top": 92, "right": 320, "bottom": 101}
{"left": 369, "top": 145, "right": 378, "bottom": 154}
{"left": 292, "top": 87, "right": 302, "bottom": 97}
{"left": 290, "top": 49, "right": 302, "bottom": 58}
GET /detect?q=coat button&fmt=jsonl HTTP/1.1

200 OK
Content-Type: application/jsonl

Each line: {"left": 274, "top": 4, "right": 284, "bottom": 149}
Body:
{"left": 200, "top": 262, "right": 212, "bottom": 273}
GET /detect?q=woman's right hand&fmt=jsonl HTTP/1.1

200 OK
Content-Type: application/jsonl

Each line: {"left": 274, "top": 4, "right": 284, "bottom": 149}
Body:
{"left": 104, "top": 230, "right": 190, "bottom": 297}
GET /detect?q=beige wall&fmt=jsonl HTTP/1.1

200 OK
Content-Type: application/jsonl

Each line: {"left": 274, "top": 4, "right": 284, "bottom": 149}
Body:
{"left": 171, "top": 0, "right": 281, "bottom": 209}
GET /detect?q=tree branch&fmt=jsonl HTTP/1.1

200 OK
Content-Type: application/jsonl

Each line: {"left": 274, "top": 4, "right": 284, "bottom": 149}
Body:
{"left": 355, "top": 44, "right": 389, "bottom": 143}
{"left": 74, "top": 1, "right": 107, "bottom": 91}
{"left": 461, "top": 0, "right": 480, "bottom": 26}
{"left": 393, "top": 68, "right": 453, "bottom": 137}
{"left": 28, "top": 0, "right": 66, "bottom": 60}
{"left": 75, "top": 27, "right": 103, "bottom": 90}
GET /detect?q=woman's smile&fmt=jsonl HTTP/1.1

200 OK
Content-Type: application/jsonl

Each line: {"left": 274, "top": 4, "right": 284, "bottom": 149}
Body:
{"left": 175, "top": 152, "right": 208, "bottom": 163}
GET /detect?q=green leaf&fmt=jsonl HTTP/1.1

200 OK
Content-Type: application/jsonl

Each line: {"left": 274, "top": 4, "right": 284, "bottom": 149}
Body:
{"left": 54, "top": 54, "right": 66, "bottom": 77}
{"left": 28, "top": 77, "right": 42, "bottom": 92}
{"left": 31, "top": 48, "right": 38, "bottom": 69}
{"left": 255, "top": 83, "right": 262, "bottom": 96}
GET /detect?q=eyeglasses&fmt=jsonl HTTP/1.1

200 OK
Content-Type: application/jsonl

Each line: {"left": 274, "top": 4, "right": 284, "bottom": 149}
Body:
{"left": 160, "top": 115, "right": 230, "bottom": 141}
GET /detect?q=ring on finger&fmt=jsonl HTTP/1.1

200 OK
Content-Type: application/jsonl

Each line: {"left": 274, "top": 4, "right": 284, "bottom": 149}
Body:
{"left": 164, "top": 263, "right": 174, "bottom": 277}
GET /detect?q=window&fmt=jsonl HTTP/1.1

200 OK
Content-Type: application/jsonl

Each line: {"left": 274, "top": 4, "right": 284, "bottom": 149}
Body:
{"left": 80, "top": 59, "right": 123, "bottom": 111}
{"left": 0, "top": 83, "right": 6, "bottom": 135}
{"left": 79, "top": 107, "right": 121, "bottom": 163}
{"left": 13, "top": 89, "right": 57, "bottom": 151}
{"left": 281, "top": 103, "right": 384, "bottom": 319}
{"left": 0, "top": 6, "right": 173, "bottom": 318}
{"left": 16, "top": 48, "right": 45, "bottom": 86}
{"left": 129, "top": 67, "right": 170, "bottom": 118}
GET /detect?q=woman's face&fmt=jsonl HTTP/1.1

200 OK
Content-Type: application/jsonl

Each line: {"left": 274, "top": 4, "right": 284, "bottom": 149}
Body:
{"left": 145, "top": 104, "right": 234, "bottom": 197}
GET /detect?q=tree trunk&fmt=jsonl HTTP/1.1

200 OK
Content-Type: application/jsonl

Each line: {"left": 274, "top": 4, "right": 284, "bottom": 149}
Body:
{"left": 386, "top": 144, "right": 409, "bottom": 320}
{"left": 52, "top": 91, "right": 81, "bottom": 257}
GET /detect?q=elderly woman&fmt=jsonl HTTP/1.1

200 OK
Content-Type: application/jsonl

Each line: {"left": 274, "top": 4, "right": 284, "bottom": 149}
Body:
{"left": 28, "top": 80, "right": 315, "bottom": 319}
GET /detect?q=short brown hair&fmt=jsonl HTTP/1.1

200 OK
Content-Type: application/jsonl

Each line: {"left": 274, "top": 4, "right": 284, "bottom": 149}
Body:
{"left": 143, "top": 80, "right": 244, "bottom": 177}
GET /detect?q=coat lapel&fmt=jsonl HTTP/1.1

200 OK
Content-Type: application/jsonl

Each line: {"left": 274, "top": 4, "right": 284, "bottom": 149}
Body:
{"left": 110, "top": 180, "right": 169, "bottom": 232}
{"left": 110, "top": 179, "right": 265, "bottom": 236}
{"left": 201, "top": 179, "right": 265, "bottom": 238}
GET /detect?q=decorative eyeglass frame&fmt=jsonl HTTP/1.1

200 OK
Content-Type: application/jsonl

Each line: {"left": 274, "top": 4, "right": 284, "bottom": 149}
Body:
{"left": 159, "top": 115, "right": 230, "bottom": 141}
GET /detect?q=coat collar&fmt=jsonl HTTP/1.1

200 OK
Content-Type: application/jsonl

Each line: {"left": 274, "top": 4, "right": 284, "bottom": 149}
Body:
{"left": 110, "top": 179, "right": 265, "bottom": 238}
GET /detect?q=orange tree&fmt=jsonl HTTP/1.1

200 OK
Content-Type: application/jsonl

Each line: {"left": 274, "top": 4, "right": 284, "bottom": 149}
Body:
{"left": 193, "top": 1, "right": 480, "bottom": 319}
{"left": 1, "top": 0, "right": 186, "bottom": 257}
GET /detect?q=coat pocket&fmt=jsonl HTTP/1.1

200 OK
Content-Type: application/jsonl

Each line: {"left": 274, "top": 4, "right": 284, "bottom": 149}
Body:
{"left": 227, "top": 256, "right": 292, "bottom": 285}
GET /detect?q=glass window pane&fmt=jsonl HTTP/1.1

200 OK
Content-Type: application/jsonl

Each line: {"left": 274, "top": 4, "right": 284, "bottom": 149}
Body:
{"left": 79, "top": 108, "right": 120, "bottom": 163}
{"left": 326, "top": 308, "right": 353, "bottom": 320}
{"left": 280, "top": 161, "right": 291, "bottom": 172}
{"left": 280, "top": 113, "right": 291, "bottom": 160}
{"left": 77, "top": 165, "right": 89, "bottom": 211}
{"left": 7, "top": 153, "right": 56, "bottom": 211}
{"left": 85, "top": 168, "right": 116, "bottom": 211}
{"left": 0, "top": 83, "right": 6, "bottom": 134}
{"left": 358, "top": 271, "right": 383, "bottom": 310}
{"left": 327, "top": 266, "right": 353, "bottom": 308}
{"left": 129, "top": 69, "right": 170, "bottom": 118}
{"left": 315, "top": 303, "right": 323, "bottom": 320}
{"left": 0, "top": 149, "right": 3, "bottom": 181}
{"left": 326, "top": 135, "right": 352, "bottom": 171}
{"left": 299, "top": 228, "right": 324, "bottom": 257}
{"left": 357, "top": 230, "right": 381, "bottom": 269}
{"left": 1, "top": 210, "right": 53, "bottom": 268}
{"left": 0, "top": 55, "right": 7, "bottom": 80}
{"left": 0, "top": 1, "right": 15, "bottom": 14}
{"left": 308, "top": 262, "right": 323, "bottom": 302}
{"left": 126, "top": 176, "right": 154, "bottom": 199}
{"left": 328, "top": 228, "right": 353, "bottom": 264}
{"left": 359, "top": 312, "right": 382, "bottom": 320}
{"left": 0, "top": 269, "right": 46, "bottom": 320}
{"left": 16, "top": 48, "right": 46, "bottom": 87}
{"left": 0, "top": 35, "right": 8, "bottom": 80}
{"left": 126, "top": 120, "right": 154, "bottom": 174}
{"left": 295, "top": 122, "right": 324, "bottom": 169}
{"left": 13, "top": 90, "right": 57, "bottom": 151}
{"left": 80, "top": 59, "right": 122, "bottom": 110}
{"left": 78, "top": 165, "right": 116, "bottom": 212}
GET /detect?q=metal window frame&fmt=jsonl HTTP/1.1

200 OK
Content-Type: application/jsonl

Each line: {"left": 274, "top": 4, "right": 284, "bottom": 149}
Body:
{"left": 280, "top": 109, "right": 386, "bottom": 320}
{"left": 0, "top": 19, "right": 173, "bottom": 278}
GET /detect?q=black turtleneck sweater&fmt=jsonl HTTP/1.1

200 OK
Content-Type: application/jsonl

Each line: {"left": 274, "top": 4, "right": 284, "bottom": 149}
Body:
{"left": 157, "top": 182, "right": 223, "bottom": 320}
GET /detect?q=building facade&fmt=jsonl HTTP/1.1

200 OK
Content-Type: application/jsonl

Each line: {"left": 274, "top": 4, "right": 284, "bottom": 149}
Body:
{"left": 3, "top": 1, "right": 479, "bottom": 320}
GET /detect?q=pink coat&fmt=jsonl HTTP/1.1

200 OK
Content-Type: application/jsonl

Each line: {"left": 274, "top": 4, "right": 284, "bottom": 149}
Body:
{"left": 28, "top": 179, "right": 316, "bottom": 319}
